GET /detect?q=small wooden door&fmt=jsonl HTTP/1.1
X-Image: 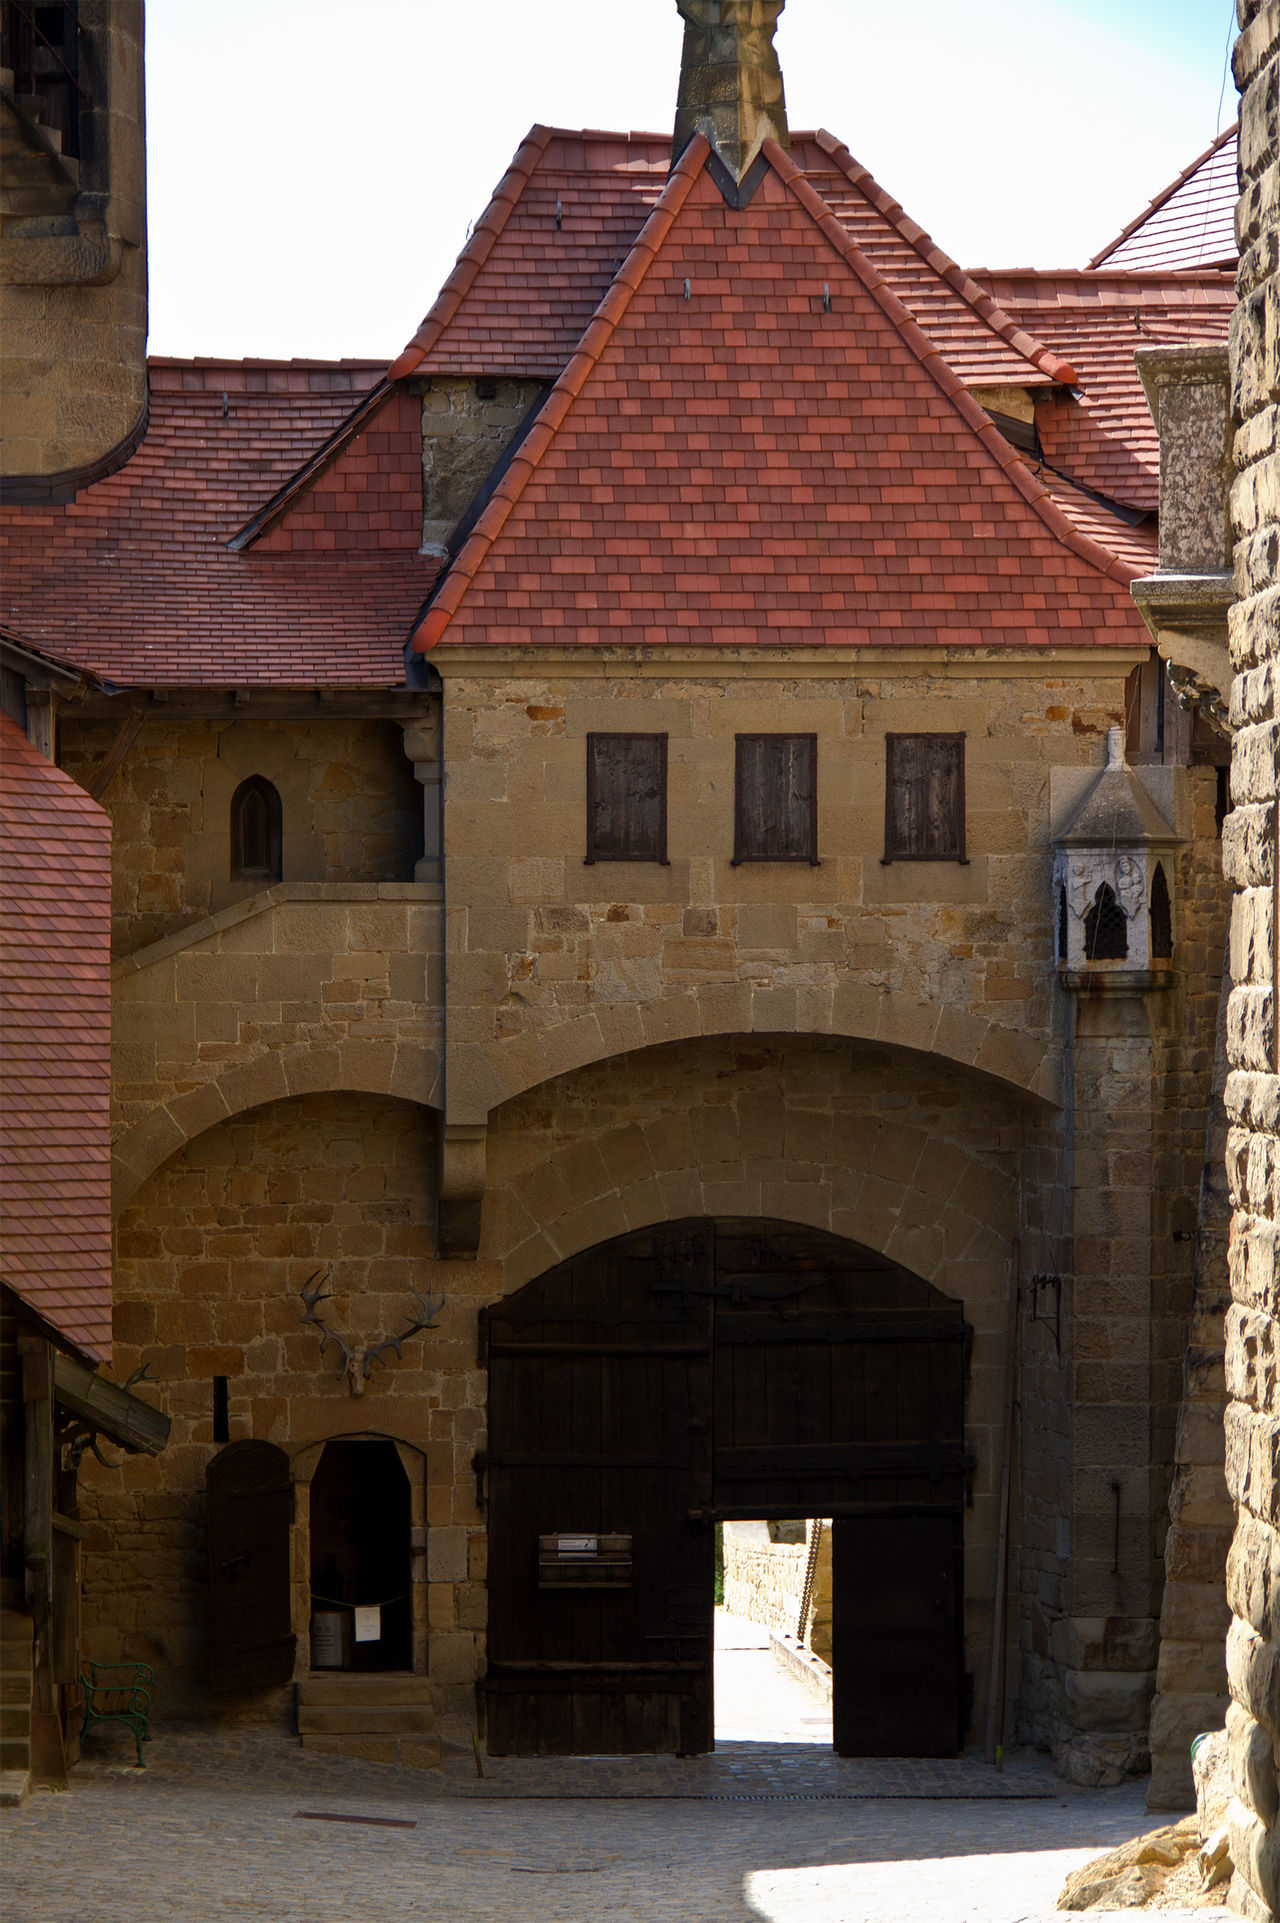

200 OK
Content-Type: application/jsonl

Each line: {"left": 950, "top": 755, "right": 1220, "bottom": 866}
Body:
{"left": 483, "top": 1224, "right": 714, "bottom": 1755}
{"left": 206, "top": 1440, "right": 295, "bottom": 1692}
{"left": 831, "top": 1515, "right": 963, "bottom": 1757}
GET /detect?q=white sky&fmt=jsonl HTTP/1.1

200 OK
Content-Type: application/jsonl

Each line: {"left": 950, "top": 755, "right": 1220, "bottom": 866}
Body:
{"left": 146, "top": 0, "right": 1237, "bottom": 362}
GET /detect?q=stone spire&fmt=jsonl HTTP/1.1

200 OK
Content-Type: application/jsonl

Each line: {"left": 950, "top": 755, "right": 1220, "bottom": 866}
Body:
{"left": 672, "top": 0, "right": 790, "bottom": 187}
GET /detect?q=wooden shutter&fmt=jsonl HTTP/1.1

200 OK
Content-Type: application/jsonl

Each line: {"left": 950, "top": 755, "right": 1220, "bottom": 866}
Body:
{"left": 585, "top": 734, "right": 668, "bottom": 863}
{"left": 733, "top": 734, "right": 818, "bottom": 863}
{"left": 206, "top": 1440, "right": 295, "bottom": 1692}
{"left": 883, "top": 733, "right": 965, "bottom": 862}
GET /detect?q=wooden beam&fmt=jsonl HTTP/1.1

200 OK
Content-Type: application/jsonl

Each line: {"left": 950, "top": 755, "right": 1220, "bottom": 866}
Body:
{"left": 53, "top": 1353, "right": 170, "bottom": 1455}
{"left": 87, "top": 709, "right": 145, "bottom": 800}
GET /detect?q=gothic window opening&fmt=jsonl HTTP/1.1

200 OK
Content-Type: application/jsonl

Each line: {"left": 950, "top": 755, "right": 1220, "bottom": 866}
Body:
{"left": 230, "top": 775, "right": 282, "bottom": 883}
{"left": 1150, "top": 863, "right": 1173, "bottom": 960}
{"left": 1057, "top": 885, "right": 1068, "bottom": 962}
{"left": 883, "top": 734, "right": 965, "bottom": 863}
{"left": 585, "top": 733, "right": 668, "bottom": 863}
{"left": 733, "top": 733, "right": 818, "bottom": 864}
{"left": 1083, "top": 882, "right": 1128, "bottom": 962}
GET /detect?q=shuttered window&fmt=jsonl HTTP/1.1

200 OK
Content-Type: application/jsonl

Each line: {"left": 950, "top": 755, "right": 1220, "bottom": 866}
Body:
{"left": 585, "top": 733, "right": 668, "bottom": 863}
{"left": 733, "top": 734, "right": 818, "bottom": 864}
{"left": 883, "top": 734, "right": 966, "bottom": 863}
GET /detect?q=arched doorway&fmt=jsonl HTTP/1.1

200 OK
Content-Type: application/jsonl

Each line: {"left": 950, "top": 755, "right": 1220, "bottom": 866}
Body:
{"left": 482, "top": 1218, "right": 972, "bottom": 1758}
{"left": 308, "top": 1440, "right": 412, "bottom": 1671}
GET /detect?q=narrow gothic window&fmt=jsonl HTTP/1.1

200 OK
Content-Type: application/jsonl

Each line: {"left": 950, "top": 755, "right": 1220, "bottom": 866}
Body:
{"left": 733, "top": 734, "right": 818, "bottom": 864}
{"left": 1057, "top": 885, "right": 1068, "bottom": 962}
{"left": 230, "top": 776, "right": 282, "bottom": 882}
{"left": 1150, "top": 863, "right": 1173, "bottom": 960}
{"left": 1083, "top": 882, "right": 1127, "bottom": 961}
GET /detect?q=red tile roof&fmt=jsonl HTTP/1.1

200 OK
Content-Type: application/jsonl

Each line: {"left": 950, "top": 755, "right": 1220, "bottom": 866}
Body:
{"left": 0, "top": 363, "right": 436, "bottom": 687}
{"left": 391, "top": 125, "right": 1075, "bottom": 391}
{"left": 415, "top": 139, "right": 1140, "bottom": 657}
{"left": 1090, "top": 124, "right": 1238, "bottom": 272}
{"left": 980, "top": 271, "right": 1235, "bottom": 511}
{"left": 0, "top": 714, "right": 113, "bottom": 1361}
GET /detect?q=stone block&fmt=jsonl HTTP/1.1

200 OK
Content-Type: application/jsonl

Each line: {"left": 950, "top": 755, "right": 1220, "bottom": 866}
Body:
{"left": 1064, "top": 1667, "right": 1156, "bottom": 1733}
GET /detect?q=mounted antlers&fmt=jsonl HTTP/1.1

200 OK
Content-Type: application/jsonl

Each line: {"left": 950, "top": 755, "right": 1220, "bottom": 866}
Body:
{"left": 299, "top": 1269, "right": 445, "bottom": 1397}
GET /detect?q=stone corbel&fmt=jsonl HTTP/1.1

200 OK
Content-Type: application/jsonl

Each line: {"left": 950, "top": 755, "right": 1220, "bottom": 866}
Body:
{"left": 402, "top": 710, "right": 442, "bottom": 884}
{"left": 438, "top": 1122, "right": 486, "bottom": 1258}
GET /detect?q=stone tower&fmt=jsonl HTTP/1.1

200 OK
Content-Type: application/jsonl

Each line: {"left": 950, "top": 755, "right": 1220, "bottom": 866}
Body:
{"left": 1223, "top": 3, "right": 1280, "bottom": 1916}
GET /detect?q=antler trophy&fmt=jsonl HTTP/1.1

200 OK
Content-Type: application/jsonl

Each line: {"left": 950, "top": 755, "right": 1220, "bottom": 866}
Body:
{"left": 299, "top": 1269, "right": 445, "bottom": 1397}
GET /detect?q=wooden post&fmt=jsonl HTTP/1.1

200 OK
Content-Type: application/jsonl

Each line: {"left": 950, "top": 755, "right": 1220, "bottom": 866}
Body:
{"left": 19, "top": 1337, "right": 67, "bottom": 1786}
{"left": 984, "top": 1242, "right": 1020, "bottom": 1768}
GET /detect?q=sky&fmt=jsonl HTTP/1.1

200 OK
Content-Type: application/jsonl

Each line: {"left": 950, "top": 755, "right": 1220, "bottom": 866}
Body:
{"left": 145, "top": 0, "right": 1237, "bottom": 362}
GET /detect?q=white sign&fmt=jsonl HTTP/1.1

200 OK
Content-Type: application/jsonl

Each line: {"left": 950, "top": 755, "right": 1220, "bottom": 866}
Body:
{"left": 557, "top": 1535, "right": 598, "bottom": 1560}
{"left": 354, "top": 1605, "right": 382, "bottom": 1643}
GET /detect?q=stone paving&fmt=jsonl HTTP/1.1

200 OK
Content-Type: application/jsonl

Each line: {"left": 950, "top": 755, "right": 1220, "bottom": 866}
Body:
{"left": 2, "top": 1618, "right": 1233, "bottom": 1922}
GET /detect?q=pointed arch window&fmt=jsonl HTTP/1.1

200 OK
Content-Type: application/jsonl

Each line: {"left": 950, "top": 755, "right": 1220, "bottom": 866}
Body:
{"left": 230, "top": 776, "right": 282, "bottom": 883}
{"left": 1149, "top": 863, "right": 1173, "bottom": 960}
{"left": 1083, "top": 882, "right": 1127, "bottom": 962}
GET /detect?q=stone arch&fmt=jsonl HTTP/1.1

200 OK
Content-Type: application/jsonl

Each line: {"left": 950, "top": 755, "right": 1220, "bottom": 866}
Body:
{"left": 290, "top": 1431, "right": 428, "bottom": 1676}
{"left": 112, "top": 1050, "right": 442, "bottom": 1209}
{"left": 482, "top": 1031, "right": 1026, "bottom": 1307}
{"left": 464, "top": 981, "right": 1060, "bottom": 1127}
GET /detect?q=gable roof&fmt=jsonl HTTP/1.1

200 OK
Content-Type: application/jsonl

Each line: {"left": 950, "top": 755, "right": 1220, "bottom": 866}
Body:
{"left": 0, "top": 362, "right": 435, "bottom": 687}
{"left": 414, "top": 136, "right": 1138, "bottom": 657}
{"left": 0, "top": 715, "right": 113, "bottom": 1362}
{"left": 390, "top": 124, "right": 1074, "bottom": 392}
{"left": 1089, "top": 123, "right": 1238, "bottom": 272}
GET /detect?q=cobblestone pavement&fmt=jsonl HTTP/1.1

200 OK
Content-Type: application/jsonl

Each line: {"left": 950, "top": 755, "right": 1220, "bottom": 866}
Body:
{"left": 3, "top": 1622, "right": 1233, "bottom": 1922}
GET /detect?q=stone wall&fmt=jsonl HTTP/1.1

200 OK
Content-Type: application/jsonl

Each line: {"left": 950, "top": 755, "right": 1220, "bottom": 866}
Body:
{"left": 1223, "top": 3, "right": 1280, "bottom": 1912}
{"left": 722, "top": 1519, "right": 832, "bottom": 1661}
{"left": 417, "top": 378, "right": 546, "bottom": 556}
{"left": 722, "top": 1525, "right": 806, "bottom": 1633}
{"left": 108, "top": 883, "right": 442, "bottom": 1208}
{"left": 439, "top": 652, "right": 1142, "bottom": 1129}
{"left": 80, "top": 1090, "right": 487, "bottom": 1742}
{"left": 58, "top": 717, "right": 422, "bottom": 957}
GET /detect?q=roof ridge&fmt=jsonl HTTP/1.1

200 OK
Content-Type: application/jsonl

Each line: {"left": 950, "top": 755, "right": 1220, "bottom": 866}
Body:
{"left": 413, "top": 136, "right": 712, "bottom": 650}
{"left": 763, "top": 142, "right": 1134, "bottom": 589}
{"left": 227, "top": 377, "right": 392, "bottom": 551}
{"left": 390, "top": 126, "right": 556, "bottom": 382}
{"left": 809, "top": 129, "right": 1077, "bottom": 385}
{"left": 1088, "top": 121, "right": 1239, "bottom": 270}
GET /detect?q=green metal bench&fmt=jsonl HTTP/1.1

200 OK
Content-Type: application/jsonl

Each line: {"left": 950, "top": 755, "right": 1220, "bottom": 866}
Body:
{"left": 80, "top": 1659, "right": 154, "bottom": 1767}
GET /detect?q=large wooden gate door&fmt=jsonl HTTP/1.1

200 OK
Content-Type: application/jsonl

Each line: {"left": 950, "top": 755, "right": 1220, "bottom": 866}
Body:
{"left": 710, "top": 1220, "right": 970, "bottom": 1757}
{"left": 483, "top": 1224, "right": 714, "bottom": 1755}
{"left": 485, "top": 1218, "right": 970, "bottom": 1757}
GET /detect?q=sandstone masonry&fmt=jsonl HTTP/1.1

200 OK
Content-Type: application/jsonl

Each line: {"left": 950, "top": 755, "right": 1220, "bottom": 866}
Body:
{"left": 1223, "top": 5, "right": 1280, "bottom": 1915}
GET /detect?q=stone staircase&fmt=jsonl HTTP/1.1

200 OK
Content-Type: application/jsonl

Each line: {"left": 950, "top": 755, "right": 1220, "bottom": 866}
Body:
{"left": 296, "top": 1674, "right": 439, "bottom": 1771}
{"left": 0, "top": 1582, "right": 34, "bottom": 1807}
{"left": 0, "top": 67, "right": 80, "bottom": 225}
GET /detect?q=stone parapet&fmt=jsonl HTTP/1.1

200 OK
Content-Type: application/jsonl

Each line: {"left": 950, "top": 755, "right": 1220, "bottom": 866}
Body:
{"left": 110, "top": 883, "right": 443, "bottom": 1206}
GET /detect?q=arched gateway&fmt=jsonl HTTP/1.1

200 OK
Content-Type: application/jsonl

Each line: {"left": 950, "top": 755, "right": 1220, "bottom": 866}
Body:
{"left": 481, "top": 1218, "right": 973, "bottom": 1759}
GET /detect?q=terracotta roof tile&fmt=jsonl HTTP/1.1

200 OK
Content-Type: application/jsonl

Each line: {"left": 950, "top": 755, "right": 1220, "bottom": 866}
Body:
{"left": 978, "top": 270, "right": 1235, "bottom": 510}
{"left": 0, "top": 366, "right": 435, "bottom": 686}
{"left": 415, "top": 141, "right": 1140, "bottom": 657}
{"left": 1090, "top": 124, "right": 1238, "bottom": 272}
{"left": 390, "top": 125, "right": 1074, "bottom": 393}
{"left": 0, "top": 715, "right": 113, "bottom": 1361}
